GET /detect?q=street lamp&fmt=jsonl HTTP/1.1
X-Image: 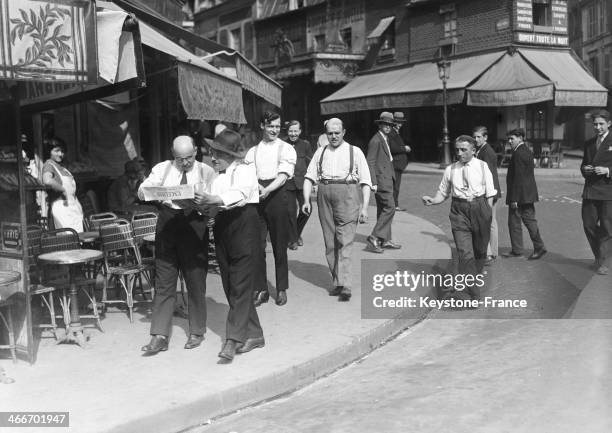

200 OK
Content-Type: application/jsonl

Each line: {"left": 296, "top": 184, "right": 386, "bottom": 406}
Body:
{"left": 437, "top": 58, "right": 452, "bottom": 168}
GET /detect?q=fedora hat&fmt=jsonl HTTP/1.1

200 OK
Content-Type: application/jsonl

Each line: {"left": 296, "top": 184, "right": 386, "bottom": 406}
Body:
{"left": 393, "top": 112, "right": 406, "bottom": 123}
{"left": 374, "top": 111, "right": 395, "bottom": 125}
{"left": 207, "top": 129, "right": 247, "bottom": 158}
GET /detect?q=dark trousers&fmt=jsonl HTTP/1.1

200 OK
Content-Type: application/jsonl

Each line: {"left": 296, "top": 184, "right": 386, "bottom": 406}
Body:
{"left": 393, "top": 170, "right": 403, "bottom": 208}
{"left": 214, "top": 204, "right": 263, "bottom": 343}
{"left": 287, "top": 188, "right": 310, "bottom": 243}
{"left": 508, "top": 203, "right": 545, "bottom": 254}
{"left": 582, "top": 199, "right": 612, "bottom": 261}
{"left": 450, "top": 198, "right": 492, "bottom": 299}
{"left": 257, "top": 180, "right": 289, "bottom": 292}
{"left": 372, "top": 188, "right": 396, "bottom": 242}
{"left": 151, "top": 208, "right": 208, "bottom": 337}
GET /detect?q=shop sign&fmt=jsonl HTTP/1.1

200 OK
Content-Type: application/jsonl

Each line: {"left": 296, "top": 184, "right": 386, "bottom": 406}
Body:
{"left": 516, "top": 32, "right": 568, "bottom": 46}
{"left": 0, "top": 0, "right": 98, "bottom": 83}
{"left": 515, "top": 0, "right": 533, "bottom": 31}
{"left": 1, "top": 222, "right": 22, "bottom": 252}
{"left": 551, "top": 0, "right": 568, "bottom": 34}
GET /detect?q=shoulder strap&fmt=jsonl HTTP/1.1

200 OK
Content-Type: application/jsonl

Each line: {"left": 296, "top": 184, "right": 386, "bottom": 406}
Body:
{"left": 345, "top": 145, "right": 354, "bottom": 181}
{"left": 480, "top": 160, "right": 486, "bottom": 189}
{"left": 318, "top": 145, "right": 328, "bottom": 179}
{"left": 277, "top": 141, "right": 283, "bottom": 168}
{"left": 160, "top": 160, "right": 173, "bottom": 185}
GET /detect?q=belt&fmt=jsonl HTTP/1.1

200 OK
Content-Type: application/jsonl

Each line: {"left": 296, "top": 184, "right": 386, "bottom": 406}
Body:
{"left": 452, "top": 195, "right": 486, "bottom": 203}
{"left": 162, "top": 206, "right": 200, "bottom": 216}
{"left": 319, "top": 179, "right": 358, "bottom": 185}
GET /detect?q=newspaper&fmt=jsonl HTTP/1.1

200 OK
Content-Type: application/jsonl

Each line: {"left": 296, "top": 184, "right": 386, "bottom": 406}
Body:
{"left": 141, "top": 185, "right": 195, "bottom": 201}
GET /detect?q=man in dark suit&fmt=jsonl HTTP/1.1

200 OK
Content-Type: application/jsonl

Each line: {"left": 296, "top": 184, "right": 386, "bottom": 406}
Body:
{"left": 473, "top": 126, "right": 501, "bottom": 265}
{"left": 366, "top": 112, "right": 400, "bottom": 253}
{"left": 285, "top": 120, "right": 313, "bottom": 249}
{"left": 504, "top": 128, "right": 546, "bottom": 260}
{"left": 581, "top": 109, "right": 612, "bottom": 275}
{"left": 388, "top": 112, "right": 412, "bottom": 212}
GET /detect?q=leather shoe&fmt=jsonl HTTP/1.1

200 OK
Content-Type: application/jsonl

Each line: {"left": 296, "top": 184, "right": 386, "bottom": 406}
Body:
{"left": 253, "top": 290, "right": 269, "bottom": 307}
{"left": 276, "top": 290, "right": 287, "bottom": 306}
{"left": 381, "top": 240, "right": 401, "bottom": 249}
{"left": 528, "top": 249, "right": 547, "bottom": 260}
{"left": 338, "top": 287, "right": 352, "bottom": 302}
{"left": 502, "top": 251, "right": 523, "bottom": 258}
{"left": 596, "top": 265, "right": 609, "bottom": 275}
{"left": 395, "top": 206, "right": 406, "bottom": 212}
{"left": 484, "top": 255, "right": 496, "bottom": 266}
{"left": 329, "top": 286, "right": 343, "bottom": 296}
{"left": 297, "top": 237, "right": 303, "bottom": 246}
{"left": 218, "top": 339, "right": 238, "bottom": 361}
{"left": 366, "top": 236, "right": 384, "bottom": 253}
{"left": 236, "top": 337, "right": 265, "bottom": 354}
{"left": 288, "top": 242, "right": 299, "bottom": 250}
{"left": 141, "top": 335, "right": 168, "bottom": 355}
{"left": 184, "top": 334, "right": 204, "bottom": 349}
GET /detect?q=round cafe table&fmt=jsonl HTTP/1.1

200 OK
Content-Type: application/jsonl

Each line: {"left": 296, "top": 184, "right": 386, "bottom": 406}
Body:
{"left": 78, "top": 231, "right": 100, "bottom": 244}
{"left": 37, "top": 249, "right": 103, "bottom": 347}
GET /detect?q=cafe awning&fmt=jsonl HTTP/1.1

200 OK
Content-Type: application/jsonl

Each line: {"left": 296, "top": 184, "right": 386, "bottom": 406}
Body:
{"left": 519, "top": 48, "right": 608, "bottom": 107}
{"left": 367, "top": 17, "right": 395, "bottom": 41}
{"left": 320, "top": 51, "right": 504, "bottom": 114}
{"left": 467, "top": 50, "right": 554, "bottom": 106}
{"left": 111, "top": 0, "right": 282, "bottom": 108}
{"left": 137, "top": 20, "right": 246, "bottom": 124}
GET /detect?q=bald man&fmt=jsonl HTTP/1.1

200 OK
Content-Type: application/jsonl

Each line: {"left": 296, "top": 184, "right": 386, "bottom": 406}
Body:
{"left": 303, "top": 118, "right": 372, "bottom": 301}
{"left": 138, "top": 135, "right": 215, "bottom": 355}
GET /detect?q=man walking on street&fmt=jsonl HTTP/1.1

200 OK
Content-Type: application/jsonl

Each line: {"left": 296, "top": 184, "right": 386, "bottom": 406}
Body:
{"left": 388, "top": 112, "right": 411, "bottom": 212}
{"left": 285, "top": 120, "right": 313, "bottom": 250}
{"left": 366, "top": 112, "right": 401, "bottom": 253}
{"left": 303, "top": 118, "right": 371, "bottom": 301}
{"left": 422, "top": 135, "right": 496, "bottom": 302}
{"left": 473, "top": 126, "right": 501, "bottom": 265}
{"left": 581, "top": 109, "right": 612, "bottom": 275}
{"left": 504, "top": 128, "right": 547, "bottom": 260}
{"left": 246, "top": 111, "right": 296, "bottom": 307}
{"left": 139, "top": 135, "right": 215, "bottom": 355}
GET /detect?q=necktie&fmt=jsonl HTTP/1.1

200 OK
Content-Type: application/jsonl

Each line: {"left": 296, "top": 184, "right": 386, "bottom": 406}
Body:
{"left": 180, "top": 170, "right": 188, "bottom": 185}
{"left": 462, "top": 163, "right": 469, "bottom": 190}
{"left": 596, "top": 136, "right": 602, "bottom": 151}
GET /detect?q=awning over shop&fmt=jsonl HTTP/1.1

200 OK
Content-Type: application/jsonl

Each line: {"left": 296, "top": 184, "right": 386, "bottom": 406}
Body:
{"left": 138, "top": 21, "right": 246, "bottom": 123}
{"left": 320, "top": 51, "right": 504, "bottom": 114}
{"left": 519, "top": 48, "right": 607, "bottom": 107}
{"left": 367, "top": 17, "right": 395, "bottom": 41}
{"left": 111, "top": 0, "right": 282, "bottom": 108}
{"left": 467, "top": 51, "right": 554, "bottom": 106}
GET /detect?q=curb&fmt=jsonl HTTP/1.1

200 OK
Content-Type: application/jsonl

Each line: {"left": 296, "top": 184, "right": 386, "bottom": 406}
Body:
{"left": 110, "top": 307, "right": 433, "bottom": 433}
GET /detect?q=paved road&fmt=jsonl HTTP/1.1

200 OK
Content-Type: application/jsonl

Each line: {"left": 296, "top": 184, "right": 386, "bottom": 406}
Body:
{"left": 187, "top": 172, "right": 611, "bottom": 433}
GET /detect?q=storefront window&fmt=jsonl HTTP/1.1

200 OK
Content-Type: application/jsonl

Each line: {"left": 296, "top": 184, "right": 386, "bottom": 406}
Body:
{"left": 526, "top": 103, "right": 548, "bottom": 141}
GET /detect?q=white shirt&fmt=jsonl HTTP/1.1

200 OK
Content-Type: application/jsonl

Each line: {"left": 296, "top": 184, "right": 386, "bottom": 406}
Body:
{"left": 139, "top": 160, "right": 215, "bottom": 209}
{"left": 245, "top": 138, "right": 296, "bottom": 180}
{"left": 210, "top": 160, "right": 259, "bottom": 209}
{"left": 438, "top": 158, "right": 497, "bottom": 200}
{"left": 379, "top": 131, "right": 393, "bottom": 162}
{"left": 305, "top": 141, "right": 372, "bottom": 187}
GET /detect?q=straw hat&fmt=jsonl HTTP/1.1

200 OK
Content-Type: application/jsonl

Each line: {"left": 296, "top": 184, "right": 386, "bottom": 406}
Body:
{"left": 207, "top": 129, "right": 247, "bottom": 158}
{"left": 374, "top": 112, "right": 395, "bottom": 125}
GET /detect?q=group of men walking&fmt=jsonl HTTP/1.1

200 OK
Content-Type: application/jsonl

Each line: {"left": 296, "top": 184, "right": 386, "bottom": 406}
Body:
{"left": 134, "top": 105, "right": 611, "bottom": 359}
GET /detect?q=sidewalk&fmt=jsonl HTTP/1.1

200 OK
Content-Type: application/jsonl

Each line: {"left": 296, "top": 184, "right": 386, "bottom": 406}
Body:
{"left": 1, "top": 205, "right": 450, "bottom": 433}
{"left": 405, "top": 154, "right": 583, "bottom": 178}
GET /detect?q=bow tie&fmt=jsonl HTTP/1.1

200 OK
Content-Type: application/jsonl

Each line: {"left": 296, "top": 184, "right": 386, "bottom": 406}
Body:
{"left": 219, "top": 169, "right": 226, "bottom": 174}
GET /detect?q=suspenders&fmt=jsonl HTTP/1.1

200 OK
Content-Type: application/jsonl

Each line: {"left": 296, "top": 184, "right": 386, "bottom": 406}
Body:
{"left": 253, "top": 141, "right": 284, "bottom": 179}
{"left": 317, "top": 144, "right": 355, "bottom": 182}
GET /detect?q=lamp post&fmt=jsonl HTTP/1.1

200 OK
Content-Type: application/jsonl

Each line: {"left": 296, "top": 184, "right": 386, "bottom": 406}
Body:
{"left": 437, "top": 58, "right": 452, "bottom": 168}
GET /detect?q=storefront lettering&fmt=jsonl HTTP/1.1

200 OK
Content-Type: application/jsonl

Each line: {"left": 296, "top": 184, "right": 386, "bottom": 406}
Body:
{"left": 516, "top": 32, "right": 568, "bottom": 46}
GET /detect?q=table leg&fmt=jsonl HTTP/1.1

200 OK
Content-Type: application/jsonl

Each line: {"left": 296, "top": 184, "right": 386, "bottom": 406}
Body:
{"left": 66, "top": 267, "right": 88, "bottom": 348}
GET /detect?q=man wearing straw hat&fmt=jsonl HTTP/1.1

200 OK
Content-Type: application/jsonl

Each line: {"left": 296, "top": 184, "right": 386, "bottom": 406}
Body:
{"left": 388, "top": 112, "right": 411, "bottom": 212}
{"left": 366, "top": 112, "right": 402, "bottom": 253}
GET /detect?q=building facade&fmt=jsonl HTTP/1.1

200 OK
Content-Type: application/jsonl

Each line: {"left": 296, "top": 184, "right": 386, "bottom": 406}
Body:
{"left": 323, "top": 0, "right": 607, "bottom": 160}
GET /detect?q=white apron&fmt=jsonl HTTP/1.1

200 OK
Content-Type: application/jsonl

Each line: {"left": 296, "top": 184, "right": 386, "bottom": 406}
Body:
{"left": 50, "top": 164, "right": 84, "bottom": 232}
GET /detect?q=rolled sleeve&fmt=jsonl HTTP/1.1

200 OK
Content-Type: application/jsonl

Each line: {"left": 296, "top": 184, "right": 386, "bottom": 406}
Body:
{"left": 354, "top": 147, "right": 373, "bottom": 187}
{"left": 277, "top": 142, "right": 297, "bottom": 178}
{"left": 138, "top": 161, "right": 167, "bottom": 192}
{"left": 220, "top": 163, "right": 258, "bottom": 209}
{"left": 437, "top": 166, "right": 452, "bottom": 199}
{"left": 483, "top": 164, "right": 497, "bottom": 198}
{"left": 304, "top": 147, "right": 324, "bottom": 184}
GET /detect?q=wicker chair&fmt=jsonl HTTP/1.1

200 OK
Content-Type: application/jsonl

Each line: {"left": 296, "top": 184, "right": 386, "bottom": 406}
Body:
{"left": 86, "top": 212, "right": 118, "bottom": 232}
{"left": 99, "top": 219, "right": 154, "bottom": 322}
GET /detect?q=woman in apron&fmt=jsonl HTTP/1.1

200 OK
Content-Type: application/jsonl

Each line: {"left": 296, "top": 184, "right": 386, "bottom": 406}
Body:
{"left": 42, "top": 138, "right": 84, "bottom": 232}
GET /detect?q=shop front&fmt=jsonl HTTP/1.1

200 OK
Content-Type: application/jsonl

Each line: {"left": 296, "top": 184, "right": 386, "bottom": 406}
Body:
{"left": 320, "top": 47, "right": 608, "bottom": 162}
